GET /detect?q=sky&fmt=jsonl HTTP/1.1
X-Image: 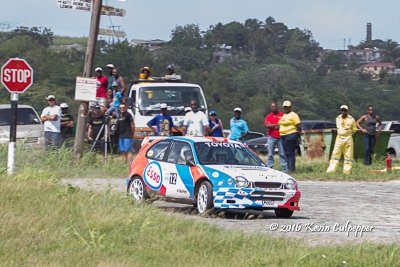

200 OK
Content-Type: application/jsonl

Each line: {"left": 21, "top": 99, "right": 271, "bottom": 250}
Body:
{"left": 1, "top": 0, "right": 400, "bottom": 50}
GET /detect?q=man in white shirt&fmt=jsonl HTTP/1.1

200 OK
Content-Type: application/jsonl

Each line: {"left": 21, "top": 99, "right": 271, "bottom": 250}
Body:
{"left": 182, "top": 100, "right": 209, "bottom": 137}
{"left": 41, "top": 95, "right": 61, "bottom": 148}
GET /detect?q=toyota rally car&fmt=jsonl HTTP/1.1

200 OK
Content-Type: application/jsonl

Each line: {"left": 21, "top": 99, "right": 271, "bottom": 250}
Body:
{"left": 126, "top": 136, "right": 301, "bottom": 218}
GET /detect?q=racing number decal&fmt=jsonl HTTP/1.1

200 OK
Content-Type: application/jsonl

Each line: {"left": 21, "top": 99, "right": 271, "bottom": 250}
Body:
{"left": 169, "top": 173, "right": 177, "bottom": 184}
{"left": 143, "top": 162, "right": 163, "bottom": 190}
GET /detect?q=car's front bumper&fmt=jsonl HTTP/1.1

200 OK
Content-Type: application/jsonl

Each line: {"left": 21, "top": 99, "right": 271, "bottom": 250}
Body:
{"left": 213, "top": 187, "right": 301, "bottom": 211}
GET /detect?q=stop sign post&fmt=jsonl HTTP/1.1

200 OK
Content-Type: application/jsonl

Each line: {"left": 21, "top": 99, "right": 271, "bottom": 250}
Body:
{"left": 1, "top": 58, "right": 34, "bottom": 175}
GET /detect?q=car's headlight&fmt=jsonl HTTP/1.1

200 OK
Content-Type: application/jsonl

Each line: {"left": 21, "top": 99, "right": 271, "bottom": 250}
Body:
{"left": 235, "top": 176, "right": 249, "bottom": 188}
{"left": 285, "top": 178, "right": 297, "bottom": 190}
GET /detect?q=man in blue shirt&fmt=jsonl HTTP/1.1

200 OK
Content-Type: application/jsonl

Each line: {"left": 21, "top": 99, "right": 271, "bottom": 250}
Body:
{"left": 229, "top": 107, "right": 249, "bottom": 141}
{"left": 147, "top": 103, "right": 174, "bottom": 136}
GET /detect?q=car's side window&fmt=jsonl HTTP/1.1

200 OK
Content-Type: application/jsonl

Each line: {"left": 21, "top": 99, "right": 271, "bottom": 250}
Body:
{"left": 390, "top": 123, "right": 400, "bottom": 132}
{"left": 146, "top": 141, "right": 171, "bottom": 161}
{"left": 167, "top": 141, "right": 194, "bottom": 165}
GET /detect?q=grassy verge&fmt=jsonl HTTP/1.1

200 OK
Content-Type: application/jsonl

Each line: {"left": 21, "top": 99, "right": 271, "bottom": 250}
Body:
{"left": 260, "top": 155, "right": 400, "bottom": 181}
{"left": 0, "top": 144, "right": 127, "bottom": 179}
{"left": 0, "top": 176, "right": 399, "bottom": 267}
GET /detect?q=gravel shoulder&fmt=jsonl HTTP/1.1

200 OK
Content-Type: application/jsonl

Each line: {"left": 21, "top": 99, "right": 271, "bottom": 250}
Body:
{"left": 62, "top": 178, "right": 400, "bottom": 246}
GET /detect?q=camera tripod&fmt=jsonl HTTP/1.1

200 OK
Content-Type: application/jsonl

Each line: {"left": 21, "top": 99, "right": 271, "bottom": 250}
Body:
{"left": 90, "top": 118, "right": 114, "bottom": 159}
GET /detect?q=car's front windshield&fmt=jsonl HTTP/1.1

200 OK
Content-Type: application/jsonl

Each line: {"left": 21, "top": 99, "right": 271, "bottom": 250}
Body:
{"left": 194, "top": 142, "right": 266, "bottom": 166}
{"left": 138, "top": 86, "right": 206, "bottom": 116}
{"left": 0, "top": 108, "right": 41, "bottom": 126}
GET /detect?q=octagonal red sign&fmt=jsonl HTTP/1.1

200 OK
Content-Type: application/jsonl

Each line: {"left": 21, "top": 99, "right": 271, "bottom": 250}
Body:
{"left": 1, "top": 58, "right": 33, "bottom": 93}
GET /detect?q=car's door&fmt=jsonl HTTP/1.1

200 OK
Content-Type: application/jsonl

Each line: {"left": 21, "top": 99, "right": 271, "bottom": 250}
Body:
{"left": 143, "top": 140, "right": 171, "bottom": 194}
{"left": 163, "top": 140, "right": 195, "bottom": 198}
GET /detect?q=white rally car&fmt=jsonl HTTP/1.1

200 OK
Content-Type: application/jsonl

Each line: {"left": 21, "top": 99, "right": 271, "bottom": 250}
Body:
{"left": 127, "top": 136, "right": 301, "bottom": 218}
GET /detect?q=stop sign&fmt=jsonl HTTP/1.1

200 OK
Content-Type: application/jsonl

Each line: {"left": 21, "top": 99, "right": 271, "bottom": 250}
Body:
{"left": 1, "top": 58, "right": 33, "bottom": 93}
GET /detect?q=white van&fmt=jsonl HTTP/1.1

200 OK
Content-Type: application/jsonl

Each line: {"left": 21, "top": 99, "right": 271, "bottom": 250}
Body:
{"left": 0, "top": 104, "right": 44, "bottom": 145}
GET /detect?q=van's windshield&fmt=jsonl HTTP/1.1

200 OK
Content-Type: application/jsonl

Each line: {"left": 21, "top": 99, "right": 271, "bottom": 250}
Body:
{"left": 0, "top": 108, "right": 41, "bottom": 126}
{"left": 137, "top": 86, "right": 206, "bottom": 115}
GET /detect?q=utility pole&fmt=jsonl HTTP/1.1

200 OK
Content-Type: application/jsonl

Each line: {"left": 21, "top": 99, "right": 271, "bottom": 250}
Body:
{"left": 73, "top": 0, "right": 103, "bottom": 158}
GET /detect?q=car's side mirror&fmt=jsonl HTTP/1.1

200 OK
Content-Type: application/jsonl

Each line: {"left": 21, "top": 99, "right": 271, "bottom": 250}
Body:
{"left": 186, "top": 159, "right": 196, "bottom": 166}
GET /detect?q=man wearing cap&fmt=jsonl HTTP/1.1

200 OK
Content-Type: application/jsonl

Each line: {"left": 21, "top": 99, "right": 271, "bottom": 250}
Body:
{"left": 183, "top": 100, "right": 209, "bottom": 137}
{"left": 139, "top": 67, "right": 153, "bottom": 80}
{"left": 60, "top": 103, "right": 75, "bottom": 146}
{"left": 87, "top": 105, "right": 106, "bottom": 152}
{"left": 208, "top": 110, "right": 224, "bottom": 137}
{"left": 147, "top": 103, "right": 174, "bottom": 136}
{"left": 117, "top": 103, "right": 135, "bottom": 163}
{"left": 95, "top": 67, "right": 108, "bottom": 101}
{"left": 327, "top": 105, "right": 358, "bottom": 174}
{"left": 41, "top": 95, "right": 61, "bottom": 149}
{"left": 265, "top": 102, "right": 287, "bottom": 172}
{"left": 229, "top": 107, "right": 249, "bottom": 141}
{"left": 106, "top": 63, "right": 115, "bottom": 89}
{"left": 105, "top": 82, "right": 123, "bottom": 118}
{"left": 278, "top": 100, "right": 301, "bottom": 173}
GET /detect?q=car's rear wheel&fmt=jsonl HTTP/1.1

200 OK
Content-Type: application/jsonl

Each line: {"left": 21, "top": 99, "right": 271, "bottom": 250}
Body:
{"left": 196, "top": 181, "right": 213, "bottom": 214}
{"left": 274, "top": 208, "right": 294, "bottom": 218}
{"left": 128, "top": 176, "right": 149, "bottom": 202}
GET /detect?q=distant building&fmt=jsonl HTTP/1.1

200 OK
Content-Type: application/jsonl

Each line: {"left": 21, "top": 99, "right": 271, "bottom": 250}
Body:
{"left": 50, "top": 44, "right": 86, "bottom": 52}
{"left": 129, "top": 39, "right": 166, "bottom": 51}
{"left": 343, "top": 48, "right": 382, "bottom": 64}
{"left": 358, "top": 62, "right": 396, "bottom": 80}
{"left": 213, "top": 44, "right": 233, "bottom": 63}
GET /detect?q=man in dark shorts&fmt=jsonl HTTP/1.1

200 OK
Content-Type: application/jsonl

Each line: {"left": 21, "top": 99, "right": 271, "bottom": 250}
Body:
{"left": 60, "top": 103, "right": 75, "bottom": 147}
{"left": 117, "top": 103, "right": 135, "bottom": 163}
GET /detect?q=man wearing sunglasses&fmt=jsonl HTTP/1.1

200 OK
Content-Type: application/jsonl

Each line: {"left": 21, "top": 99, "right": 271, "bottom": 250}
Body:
{"left": 41, "top": 95, "right": 61, "bottom": 149}
{"left": 327, "top": 105, "right": 358, "bottom": 174}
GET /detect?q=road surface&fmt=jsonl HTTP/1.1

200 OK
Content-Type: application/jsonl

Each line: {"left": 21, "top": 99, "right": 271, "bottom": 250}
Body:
{"left": 62, "top": 178, "right": 400, "bottom": 246}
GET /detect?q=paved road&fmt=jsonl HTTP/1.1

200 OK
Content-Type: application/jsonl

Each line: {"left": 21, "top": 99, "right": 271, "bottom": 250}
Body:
{"left": 62, "top": 178, "right": 400, "bottom": 246}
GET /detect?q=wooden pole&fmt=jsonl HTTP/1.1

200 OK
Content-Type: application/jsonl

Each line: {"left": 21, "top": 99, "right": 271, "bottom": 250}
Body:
{"left": 74, "top": 0, "right": 102, "bottom": 158}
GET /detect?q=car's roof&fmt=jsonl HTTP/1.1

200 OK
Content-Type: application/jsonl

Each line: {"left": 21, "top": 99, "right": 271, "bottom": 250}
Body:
{"left": 147, "top": 136, "right": 242, "bottom": 145}
{"left": 131, "top": 82, "right": 201, "bottom": 88}
{"left": 0, "top": 104, "right": 36, "bottom": 109}
{"left": 302, "top": 120, "right": 335, "bottom": 123}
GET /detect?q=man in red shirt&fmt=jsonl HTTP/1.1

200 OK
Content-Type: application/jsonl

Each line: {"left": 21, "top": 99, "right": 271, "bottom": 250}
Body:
{"left": 95, "top": 67, "right": 108, "bottom": 101}
{"left": 265, "top": 102, "right": 287, "bottom": 172}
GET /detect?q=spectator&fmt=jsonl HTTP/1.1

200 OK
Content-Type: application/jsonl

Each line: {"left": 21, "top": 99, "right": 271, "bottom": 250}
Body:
{"left": 117, "top": 103, "right": 135, "bottom": 163}
{"left": 105, "top": 82, "right": 123, "bottom": 118}
{"left": 327, "top": 105, "right": 358, "bottom": 174}
{"left": 278, "top": 101, "right": 301, "bottom": 173}
{"left": 182, "top": 100, "right": 209, "bottom": 137}
{"left": 106, "top": 88, "right": 113, "bottom": 108}
{"left": 112, "top": 67, "right": 126, "bottom": 96}
{"left": 87, "top": 105, "right": 106, "bottom": 152}
{"left": 147, "top": 103, "right": 174, "bottom": 136}
{"left": 265, "top": 102, "right": 287, "bottom": 172}
{"left": 40, "top": 95, "right": 61, "bottom": 149}
{"left": 229, "top": 107, "right": 249, "bottom": 142}
{"left": 106, "top": 63, "right": 115, "bottom": 89}
{"left": 60, "top": 103, "right": 75, "bottom": 146}
{"left": 356, "top": 104, "right": 383, "bottom": 165}
{"left": 95, "top": 67, "right": 108, "bottom": 103}
{"left": 139, "top": 66, "right": 153, "bottom": 80}
{"left": 208, "top": 110, "right": 224, "bottom": 137}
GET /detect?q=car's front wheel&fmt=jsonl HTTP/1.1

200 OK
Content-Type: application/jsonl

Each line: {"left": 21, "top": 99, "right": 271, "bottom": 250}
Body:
{"left": 274, "top": 208, "right": 294, "bottom": 218}
{"left": 128, "top": 176, "right": 149, "bottom": 202}
{"left": 196, "top": 181, "right": 213, "bottom": 214}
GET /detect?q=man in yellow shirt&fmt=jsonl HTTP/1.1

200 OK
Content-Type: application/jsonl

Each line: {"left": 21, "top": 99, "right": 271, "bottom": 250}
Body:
{"left": 327, "top": 105, "right": 358, "bottom": 174}
{"left": 279, "top": 100, "right": 301, "bottom": 173}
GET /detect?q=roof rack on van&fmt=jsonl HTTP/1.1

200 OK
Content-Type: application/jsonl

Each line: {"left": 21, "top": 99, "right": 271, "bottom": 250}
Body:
{"left": 132, "top": 76, "right": 183, "bottom": 85}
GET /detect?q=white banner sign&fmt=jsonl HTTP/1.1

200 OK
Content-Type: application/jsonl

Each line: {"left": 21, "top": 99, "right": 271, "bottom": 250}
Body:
{"left": 99, "top": 28, "right": 126, "bottom": 38}
{"left": 75, "top": 77, "right": 97, "bottom": 101}
{"left": 56, "top": 0, "right": 91, "bottom": 12}
{"left": 101, "top": 5, "right": 126, "bottom": 17}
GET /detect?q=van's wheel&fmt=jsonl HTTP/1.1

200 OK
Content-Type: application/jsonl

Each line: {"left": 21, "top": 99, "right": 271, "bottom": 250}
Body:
{"left": 196, "top": 181, "right": 214, "bottom": 214}
{"left": 274, "top": 208, "right": 294, "bottom": 218}
{"left": 128, "top": 176, "right": 149, "bottom": 203}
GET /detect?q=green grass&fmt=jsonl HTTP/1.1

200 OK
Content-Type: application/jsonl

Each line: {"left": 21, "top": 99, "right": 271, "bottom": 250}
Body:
{"left": 0, "top": 144, "right": 127, "bottom": 179}
{"left": 52, "top": 36, "right": 88, "bottom": 46}
{"left": 0, "top": 176, "right": 399, "bottom": 267}
{"left": 259, "top": 155, "right": 400, "bottom": 182}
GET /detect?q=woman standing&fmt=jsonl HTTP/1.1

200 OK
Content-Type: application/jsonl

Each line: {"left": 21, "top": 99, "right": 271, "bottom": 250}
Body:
{"left": 356, "top": 105, "right": 382, "bottom": 165}
{"left": 278, "top": 101, "right": 301, "bottom": 173}
{"left": 208, "top": 110, "right": 224, "bottom": 137}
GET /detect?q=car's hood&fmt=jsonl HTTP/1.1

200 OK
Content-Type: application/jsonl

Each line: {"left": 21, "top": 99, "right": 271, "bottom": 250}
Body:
{"left": 201, "top": 164, "right": 293, "bottom": 183}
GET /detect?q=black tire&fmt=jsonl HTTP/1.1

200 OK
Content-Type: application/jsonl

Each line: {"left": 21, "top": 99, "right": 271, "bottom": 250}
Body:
{"left": 274, "top": 208, "right": 294, "bottom": 218}
{"left": 127, "top": 176, "right": 149, "bottom": 203}
{"left": 195, "top": 181, "right": 214, "bottom": 214}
